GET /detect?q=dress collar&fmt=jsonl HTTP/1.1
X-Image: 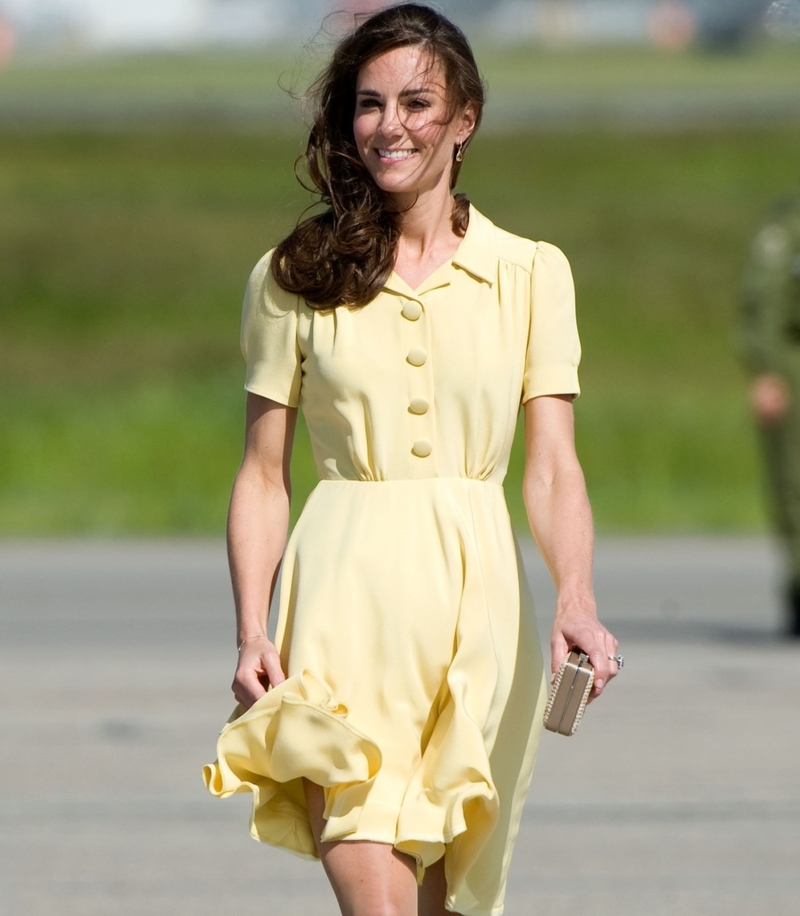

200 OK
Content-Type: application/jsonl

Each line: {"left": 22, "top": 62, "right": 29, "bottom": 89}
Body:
{"left": 383, "top": 203, "right": 497, "bottom": 297}
{"left": 451, "top": 205, "right": 497, "bottom": 286}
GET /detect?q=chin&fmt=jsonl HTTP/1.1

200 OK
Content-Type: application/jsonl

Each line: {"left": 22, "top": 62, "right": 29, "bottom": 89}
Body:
{"left": 378, "top": 178, "right": 415, "bottom": 193}
{"left": 370, "top": 175, "right": 416, "bottom": 196}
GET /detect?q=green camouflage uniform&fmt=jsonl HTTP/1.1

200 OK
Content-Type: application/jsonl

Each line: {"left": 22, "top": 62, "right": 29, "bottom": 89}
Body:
{"left": 739, "top": 196, "right": 800, "bottom": 636}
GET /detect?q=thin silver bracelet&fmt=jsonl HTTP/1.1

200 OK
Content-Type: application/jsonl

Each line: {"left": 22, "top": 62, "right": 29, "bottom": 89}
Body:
{"left": 238, "top": 634, "right": 268, "bottom": 651}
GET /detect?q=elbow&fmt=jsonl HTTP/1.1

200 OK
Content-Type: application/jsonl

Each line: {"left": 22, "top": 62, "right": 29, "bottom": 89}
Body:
{"left": 523, "top": 456, "right": 585, "bottom": 506}
{"left": 523, "top": 459, "right": 558, "bottom": 501}
{"left": 522, "top": 468, "right": 552, "bottom": 522}
{"left": 235, "top": 457, "right": 291, "bottom": 505}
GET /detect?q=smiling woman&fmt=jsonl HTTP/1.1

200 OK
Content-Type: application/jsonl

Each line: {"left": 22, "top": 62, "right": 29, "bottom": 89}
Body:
{"left": 270, "top": 2, "right": 485, "bottom": 309}
{"left": 203, "top": 5, "right": 619, "bottom": 916}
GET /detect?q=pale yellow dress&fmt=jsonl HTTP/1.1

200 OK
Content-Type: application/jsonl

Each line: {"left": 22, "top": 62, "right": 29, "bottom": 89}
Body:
{"left": 203, "top": 206, "right": 581, "bottom": 916}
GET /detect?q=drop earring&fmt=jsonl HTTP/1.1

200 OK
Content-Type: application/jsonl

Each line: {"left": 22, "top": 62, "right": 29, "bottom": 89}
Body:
{"left": 455, "top": 142, "right": 464, "bottom": 163}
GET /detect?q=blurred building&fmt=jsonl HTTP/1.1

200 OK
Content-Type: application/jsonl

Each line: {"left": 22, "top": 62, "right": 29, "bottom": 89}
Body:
{"left": 492, "top": 1, "right": 773, "bottom": 48}
{"left": 0, "top": 0, "right": 785, "bottom": 55}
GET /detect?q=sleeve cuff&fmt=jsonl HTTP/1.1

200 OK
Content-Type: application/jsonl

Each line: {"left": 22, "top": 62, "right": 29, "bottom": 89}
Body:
{"left": 244, "top": 374, "right": 301, "bottom": 408}
{"left": 522, "top": 365, "right": 580, "bottom": 403}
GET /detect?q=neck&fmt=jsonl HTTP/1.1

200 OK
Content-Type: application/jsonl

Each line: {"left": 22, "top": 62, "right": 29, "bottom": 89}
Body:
{"left": 392, "top": 185, "right": 457, "bottom": 258}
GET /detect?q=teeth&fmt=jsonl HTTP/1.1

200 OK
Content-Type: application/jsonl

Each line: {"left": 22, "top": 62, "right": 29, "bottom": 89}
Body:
{"left": 379, "top": 149, "right": 415, "bottom": 160}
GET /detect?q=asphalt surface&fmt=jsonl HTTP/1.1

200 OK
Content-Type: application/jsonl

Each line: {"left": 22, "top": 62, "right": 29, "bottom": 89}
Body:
{"left": 1, "top": 536, "right": 798, "bottom": 916}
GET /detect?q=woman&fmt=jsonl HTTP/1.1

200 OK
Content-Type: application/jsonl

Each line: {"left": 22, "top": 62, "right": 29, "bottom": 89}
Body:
{"left": 204, "top": 5, "right": 619, "bottom": 915}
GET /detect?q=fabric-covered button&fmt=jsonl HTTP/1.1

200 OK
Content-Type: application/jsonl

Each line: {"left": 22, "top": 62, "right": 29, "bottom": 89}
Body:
{"left": 409, "top": 397, "right": 429, "bottom": 415}
{"left": 411, "top": 438, "right": 433, "bottom": 458}
{"left": 401, "top": 301, "right": 422, "bottom": 321}
{"left": 407, "top": 347, "right": 427, "bottom": 367}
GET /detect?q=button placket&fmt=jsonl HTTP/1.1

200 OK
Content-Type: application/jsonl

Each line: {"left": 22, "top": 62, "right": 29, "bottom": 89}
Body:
{"left": 399, "top": 295, "right": 435, "bottom": 472}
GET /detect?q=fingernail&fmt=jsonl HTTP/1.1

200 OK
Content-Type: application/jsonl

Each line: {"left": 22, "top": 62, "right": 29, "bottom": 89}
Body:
{"left": 595, "top": 679, "right": 604, "bottom": 691}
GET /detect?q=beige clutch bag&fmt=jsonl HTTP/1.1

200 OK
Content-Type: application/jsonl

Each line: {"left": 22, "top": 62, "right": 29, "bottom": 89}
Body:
{"left": 543, "top": 650, "right": 594, "bottom": 736}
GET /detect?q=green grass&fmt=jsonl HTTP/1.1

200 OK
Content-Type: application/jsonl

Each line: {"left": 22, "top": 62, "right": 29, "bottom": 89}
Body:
{"left": 1, "top": 121, "right": 792, "bottom": 535}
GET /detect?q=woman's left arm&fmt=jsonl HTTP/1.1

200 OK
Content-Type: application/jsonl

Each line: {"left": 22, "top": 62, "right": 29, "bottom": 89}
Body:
{"left": 523, "top": 394, "right": 619, "bottom": 698}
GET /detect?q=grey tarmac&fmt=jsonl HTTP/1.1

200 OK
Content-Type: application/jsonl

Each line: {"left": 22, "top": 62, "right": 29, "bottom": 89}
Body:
{"left": 0, "top": 536, "right": 798, "bottom": 916}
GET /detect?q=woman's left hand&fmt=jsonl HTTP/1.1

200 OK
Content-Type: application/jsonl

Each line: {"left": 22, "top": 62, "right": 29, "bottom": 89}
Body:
{"left": 551, "top": 605, "right": 619, "bottom": 700}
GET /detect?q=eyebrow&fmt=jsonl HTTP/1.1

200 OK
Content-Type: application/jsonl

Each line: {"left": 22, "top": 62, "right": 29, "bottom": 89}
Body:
{"left": 356, "top": 87, "right": 436, "bottom": 98}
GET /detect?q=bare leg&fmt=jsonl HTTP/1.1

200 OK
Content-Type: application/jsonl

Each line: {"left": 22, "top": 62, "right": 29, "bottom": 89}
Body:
{"left": 418, "top": 857, "right": 463, "bottom": 916}
{"left": 304, "top": 779, "right": 419, "bottom": 916}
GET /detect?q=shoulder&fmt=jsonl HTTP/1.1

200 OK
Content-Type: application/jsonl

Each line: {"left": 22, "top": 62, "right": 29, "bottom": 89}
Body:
{"left": 244, "top": 248, "right": 276, "bottom": 302}
{"left": 493, "top": 225, "right": 538, "bottom": 274}
{"left": 244, "top": 249, "right": 303, "bottom": 320}
{"left": 499, "top": 231, "right": 573, "bottom": 285}
{"left": 475, "top": 211, "right": 571, "bottom": 277}
{"left": 247, "top": 248, "right": 274, "bottom": 281}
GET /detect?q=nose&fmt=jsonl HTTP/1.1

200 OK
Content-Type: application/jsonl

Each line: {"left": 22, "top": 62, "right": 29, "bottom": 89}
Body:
{"left": 379, "top": 101, "right": 403, "bottom": 136}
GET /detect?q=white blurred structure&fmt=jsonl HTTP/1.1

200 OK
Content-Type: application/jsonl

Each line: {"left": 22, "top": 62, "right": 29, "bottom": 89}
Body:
{"left": 0, "top": 0, "right": 293, "bottom": 50}
{"left": 0, "top": 0, "right": 782, "bottom": 54}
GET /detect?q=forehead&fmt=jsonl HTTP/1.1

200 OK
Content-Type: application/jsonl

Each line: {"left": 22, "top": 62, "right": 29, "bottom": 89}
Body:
{"left": 356, "top": 45, "right": 446, "bottom": 92}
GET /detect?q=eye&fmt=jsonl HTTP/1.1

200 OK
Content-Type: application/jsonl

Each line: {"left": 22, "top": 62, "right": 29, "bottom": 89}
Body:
{"left": 405, "top": 98, "right": 430, "bottom": 111}
{"left": 358, "top": 98, "right": 381, "bottom": 110}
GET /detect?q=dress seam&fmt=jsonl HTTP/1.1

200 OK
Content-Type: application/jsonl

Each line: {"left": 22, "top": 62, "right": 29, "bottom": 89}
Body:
{"left": 464, "top": 486, "right": 501, "bottom": 723}
{"left": 314, "top": 477, "right": 503, "bottom": 485}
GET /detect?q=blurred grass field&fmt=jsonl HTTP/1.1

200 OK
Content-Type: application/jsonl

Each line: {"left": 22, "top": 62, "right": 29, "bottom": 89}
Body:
{"left": 1, "top": 44, "right": 798, "bottom": 536}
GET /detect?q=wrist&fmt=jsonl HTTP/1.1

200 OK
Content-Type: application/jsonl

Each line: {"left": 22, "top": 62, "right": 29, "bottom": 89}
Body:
{"left": 555, "top": 592, "right": 597, "bottom": 620}
{"left": 237, "top": 633, "right": 268, "bottom": 652}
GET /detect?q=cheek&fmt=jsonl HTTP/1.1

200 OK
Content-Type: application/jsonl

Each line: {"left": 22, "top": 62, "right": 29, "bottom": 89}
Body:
{"left": 412, "top": 120, "right": 451, "bottom": 152}
{"left": 402, "top": 111, "right": 434, "bottom": 134}
{"left": 352, "top": 112, "right": 376, "bottom": 146}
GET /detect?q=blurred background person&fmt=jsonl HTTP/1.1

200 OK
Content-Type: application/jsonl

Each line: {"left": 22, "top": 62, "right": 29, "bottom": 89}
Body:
{"left": 740, "top": 195, "right": 800, "bottom": 638}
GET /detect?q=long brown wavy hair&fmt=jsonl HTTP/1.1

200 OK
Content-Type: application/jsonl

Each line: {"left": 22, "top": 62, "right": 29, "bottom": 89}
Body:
{"left": 271, "top": 2, "right": 486, "bottom": 309}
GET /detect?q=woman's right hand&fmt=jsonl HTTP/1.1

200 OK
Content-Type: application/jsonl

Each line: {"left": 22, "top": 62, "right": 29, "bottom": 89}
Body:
{"left": 231, "top": 636, "right": 286, "bottom": 708}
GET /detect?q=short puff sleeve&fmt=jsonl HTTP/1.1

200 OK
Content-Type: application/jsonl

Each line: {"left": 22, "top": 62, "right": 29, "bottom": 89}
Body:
{"left": 522, "top": 241, "right": 581, "bottom": 403}
{"left": 240, "top": 250, "right": 302, "bottom": 407}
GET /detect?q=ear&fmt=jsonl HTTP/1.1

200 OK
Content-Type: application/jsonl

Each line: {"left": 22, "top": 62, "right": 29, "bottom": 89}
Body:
{"left": 456, "top": 102, "right": 478, "bottom": 144}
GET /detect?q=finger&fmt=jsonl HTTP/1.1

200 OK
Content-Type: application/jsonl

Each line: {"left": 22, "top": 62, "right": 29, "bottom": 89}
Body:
{"left": 607, "top": 636, "right": 621, "bottom": 680}
{"left": 587, "top": 646, "right": 613, "bottom": 696}
{"left": 233, "top": 669, "right": 268, "bottom": 707}
{"left": 605, "top": 631, "right": 622, "bottom": 676}
{"left": 232, "top": 687, "right": 252, "bottom": 709}
{"left": 591, "top": 634, "right": 622, "bottom": 696}
{"left": 262, "top": 648, "right": 287, "bottom": 687}
{"left": 550, "top": 630, "right": 570, "bottom": 677}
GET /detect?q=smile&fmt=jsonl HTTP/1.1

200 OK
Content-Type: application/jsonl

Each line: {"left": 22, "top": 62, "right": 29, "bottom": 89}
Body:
{"left": 377, "top": 149, "right": 417, "bottom": 161}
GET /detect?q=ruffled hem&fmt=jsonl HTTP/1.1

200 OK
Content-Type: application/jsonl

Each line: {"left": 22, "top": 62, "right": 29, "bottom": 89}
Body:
{"left": 202, "top": 669, "right": 499, "bottom": 891}
{"left": 203, "top": 670, "right": 382, "bottom": 857}
{"left": 395, "top": 691, "right": 500, "bottom": 884}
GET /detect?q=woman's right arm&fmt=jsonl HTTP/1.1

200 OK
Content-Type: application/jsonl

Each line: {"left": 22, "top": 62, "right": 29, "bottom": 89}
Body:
{"left": 228, "top": 392, "right": 297, "bottom": 708}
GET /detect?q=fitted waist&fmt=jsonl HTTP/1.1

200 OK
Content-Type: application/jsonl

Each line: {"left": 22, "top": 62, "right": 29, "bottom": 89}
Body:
{"left": 304, "top": 478, "right": 509, "bottom": 520}
{"left": 297, "top": 477, "right": 513, "bottom": 538}
{"left": 315, "top": 476, "right": 504, "bottom": 489}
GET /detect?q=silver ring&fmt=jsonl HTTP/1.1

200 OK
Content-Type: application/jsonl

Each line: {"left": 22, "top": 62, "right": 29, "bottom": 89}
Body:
{"left": 608, "top": 654, "right": 624, "bottom": 669}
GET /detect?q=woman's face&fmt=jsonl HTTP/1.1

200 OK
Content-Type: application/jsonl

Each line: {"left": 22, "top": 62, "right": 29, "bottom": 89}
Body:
{"left": 353, "top": 45, "right": 475, "bottom": 206}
